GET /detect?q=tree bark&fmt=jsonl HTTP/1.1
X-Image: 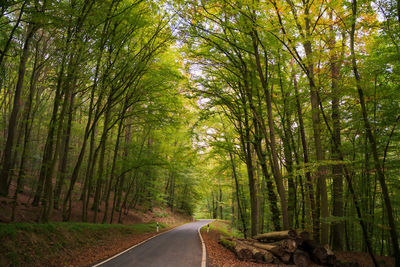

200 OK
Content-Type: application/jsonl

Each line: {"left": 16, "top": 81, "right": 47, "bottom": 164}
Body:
{"left": 292, "top": 63, "right": 317, "bottom": 239}
{"left": 302, "top": 3, "right": 329, "bottom": 242}
{"left": 0, "top": 23, "right": 35, "bottom": 196}
{"left": 329, "top": 10, "right": 344, "bottom": 251}
{"left": 103, "top": 106, "right": 126, "bottom": 223}
{"left": 229, "top": 151, "right": 248, "bottom": 238}
{"left": 92, "top": 99, "right": 111, "bottom": 223}
{"left": 54, "top": 92, "right": 74, "bottom": 209}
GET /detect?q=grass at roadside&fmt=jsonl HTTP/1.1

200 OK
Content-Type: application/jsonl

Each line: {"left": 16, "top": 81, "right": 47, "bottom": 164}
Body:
{"left": 0, "top": 221, "right": 166, "bottom": 266}
{"left": 202, "top": 220, "right": 241, "bottom": 238}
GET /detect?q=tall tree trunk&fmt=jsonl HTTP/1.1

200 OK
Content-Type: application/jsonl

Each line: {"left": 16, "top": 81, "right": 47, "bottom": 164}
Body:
{"left": 229, "top": 151, "right": 248, "bottom": 238}
{"left": 115, "top": 120, "right": 131, "bottom": 212}
{"left": 303, "top": 2, "right": 329, "bottom": 243}
{"left": 329, "top": 10, "right": 344, "bottom": 251}
{"left": 252, "top": 126, "right": 281, "bottom": 231}
{"left": 103, "top": 110, "right": 125, "bottom": 223}
{"left": 292, "top": 62, "right": 317, "bottom": 238}
{"left": 92, "top": 101, "right": 111, "bottom": 223}
{"left": 53, "top": 93, "right": 74, "bottom": 209}
{"left": 277, "top": 54, "right": 296, "bottom": 226}
{"left": 0, "top": 24, "right": 35, "bottom": 196}
{"left": 239, "top": 112, "right": 259, "bottom": 236}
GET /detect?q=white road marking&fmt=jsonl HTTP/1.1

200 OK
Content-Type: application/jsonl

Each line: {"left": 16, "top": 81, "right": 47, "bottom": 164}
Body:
{"left": 198, "top": 223, "right": 207, "bottom": 267}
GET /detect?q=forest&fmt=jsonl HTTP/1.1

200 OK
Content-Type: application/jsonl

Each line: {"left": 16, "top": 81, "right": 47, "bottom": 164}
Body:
{"left": 0, "top": 0, "right": 399, "bottom": 266}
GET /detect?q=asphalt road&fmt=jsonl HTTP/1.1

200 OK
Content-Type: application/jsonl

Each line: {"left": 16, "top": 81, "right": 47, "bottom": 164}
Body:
{"left": 94, "top": 219, "right": 213, "bottom": 267}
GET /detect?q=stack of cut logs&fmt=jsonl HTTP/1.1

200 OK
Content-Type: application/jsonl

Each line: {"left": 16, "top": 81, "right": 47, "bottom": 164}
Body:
{"left": 219, "top": 230, "right": 338, "bottom": 267}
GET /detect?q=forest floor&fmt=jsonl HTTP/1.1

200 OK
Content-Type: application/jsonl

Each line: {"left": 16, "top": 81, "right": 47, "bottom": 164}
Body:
{"left": 201, "top": 220, "right": 395, "bottom": 267}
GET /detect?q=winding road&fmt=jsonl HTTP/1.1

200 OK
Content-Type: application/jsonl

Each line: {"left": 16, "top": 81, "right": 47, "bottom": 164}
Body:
{"left": 94, "top": 219, "right": 213, "bottom": 267}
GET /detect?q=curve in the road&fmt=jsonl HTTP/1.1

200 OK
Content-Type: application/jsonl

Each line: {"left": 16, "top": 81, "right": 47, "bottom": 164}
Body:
{"left": 93, "top": 219, "right": 213, "bottom": 267}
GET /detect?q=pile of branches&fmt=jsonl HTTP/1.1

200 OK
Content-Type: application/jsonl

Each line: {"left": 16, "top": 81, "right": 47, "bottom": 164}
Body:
{"left": 219, "top": 230, "right": 357, "bottom": 267}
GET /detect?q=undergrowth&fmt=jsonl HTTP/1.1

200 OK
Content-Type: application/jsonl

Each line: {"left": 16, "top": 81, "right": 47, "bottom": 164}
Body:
{"left": 0, "top": 222, "right": 166, "bottom": 266}
{"left": 203, "top": 220, "right": 241, "bottom": 238}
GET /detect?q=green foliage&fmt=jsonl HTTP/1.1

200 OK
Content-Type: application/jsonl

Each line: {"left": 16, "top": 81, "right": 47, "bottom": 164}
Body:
{"left": 203, "top": 220, "right": 242, "bottom": 238}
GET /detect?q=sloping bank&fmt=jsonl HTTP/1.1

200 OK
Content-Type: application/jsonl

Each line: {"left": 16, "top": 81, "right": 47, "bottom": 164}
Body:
{"left": 0, "top": 222, "right": 170, "bottom": 266}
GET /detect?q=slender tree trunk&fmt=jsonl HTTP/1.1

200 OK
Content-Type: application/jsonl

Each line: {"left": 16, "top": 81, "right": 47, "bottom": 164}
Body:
{"left": 110, "top": 122, "right": 128, "bottom": 223}
{"left": 54, "top": 93, "right": 74, "bottom": 209}
{"left": 329, "top": 10, "right": 344, "bottom": 250}
{"left": 252, "top": 128, "right": 281, "bottom": 231}
{"left": 0, "top": 24, "right": 35, "bottom": 196}
{"left": 238, "top": 107, "right": 259, "bottom": 236}
{"left": 277, "top": 55, "right": 296, "bottom": 226}
{"left": 229, "top": 151, "right": 247, "bottom": 238}
{"left": 103, "top": 111, "right": 125, "bottom": 223}
{"left": 115, "top": 120, "right": 131, "bottom": 212}
{"left": 92, "top": 101, "right": 111, "bottom": 223}
{"left": 292, "top": 63, "right": 317, "bottom": 238}
{"left": 302, "top": 4, "right": 329, "bottom": 242}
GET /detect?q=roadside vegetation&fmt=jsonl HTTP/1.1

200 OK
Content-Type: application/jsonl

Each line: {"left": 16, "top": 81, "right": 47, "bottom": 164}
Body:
{"left": 0, "top": 221, "right": 166, "bottom": 266}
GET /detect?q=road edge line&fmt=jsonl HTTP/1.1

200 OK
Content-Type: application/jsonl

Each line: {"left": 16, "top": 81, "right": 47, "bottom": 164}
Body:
{"left": 92, "top": 223, "right": 184, "bottom": 267}
{"left": 198, "top": 224, "right": 207, "bottom": 267}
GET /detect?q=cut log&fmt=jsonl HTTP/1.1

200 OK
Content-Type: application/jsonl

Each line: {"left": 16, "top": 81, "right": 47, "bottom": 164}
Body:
{"left": 293, "top": 249, "right": 310, "bottom": 267}
{"left": 280, "top": 252, "right": 291, "bottom": 264}
{"left": 237, "top": 240, "right": 275, "bottom": 263}
{"left": 253, "top": 230, "right": 297, "bottom": 242}
{"left": 298, "top": 239, "right": 320, "bottom": 253}
{"left": 313, "top": 246, "right": 330, "bottom": 264}
{"left": 252, "top": 249, "right": 265, "bottom": 263}
{"left": 262, "top": 250, "right": 275, "bottom": 264}
{"left": 299, "top": 231, "right": 311, "bottom": 241}
{"left": 335, "top": 260, "right": 360, "bottom": 267}
{"left": 221, "top": 233, "right": 337, "bottom": 266}
{"left": 244, "top": 241, "right": 285, "bottom": 258}
{"left": 280, "top": 238, "right": 298, "bottom": 253}
{"left": 235, "top": 242, "right": 253, "bottom": 260}
{"left": 250, "top": 247, "right": 275, "bottom": 263}
{"left": 221, "top": 238, "right": 277, "bottom": 264}
{"left": 298, "top": 239, "right": 337, "bottom": 265}
{"left": 267, "top": 238, "right": 299, "bottom": 253}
